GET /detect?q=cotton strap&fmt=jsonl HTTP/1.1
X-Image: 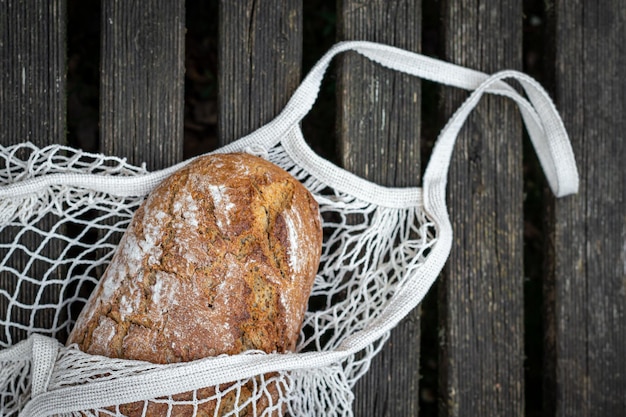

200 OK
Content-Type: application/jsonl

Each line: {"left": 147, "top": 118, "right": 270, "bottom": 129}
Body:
{"left": 0, "top": 41, "right": 578, "bottom": 204}
{"left": 423, "top": 69, "right": 579, "bottom": 205}
{"left": 232, "top": 41, "right": 579, "bottom": 200}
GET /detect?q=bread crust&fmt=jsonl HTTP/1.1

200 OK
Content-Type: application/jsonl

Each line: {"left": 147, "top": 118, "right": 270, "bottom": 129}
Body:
{"left": 67, "top": 153, "right": 322, "bottom": 415}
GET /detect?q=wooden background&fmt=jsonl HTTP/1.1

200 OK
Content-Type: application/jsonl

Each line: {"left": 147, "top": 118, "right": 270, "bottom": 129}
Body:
{"left": 1, "top": 0, "right": 624, "bottom": 416}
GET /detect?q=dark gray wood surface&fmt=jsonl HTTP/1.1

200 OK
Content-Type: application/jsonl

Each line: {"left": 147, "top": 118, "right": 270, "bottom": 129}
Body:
{"left": 545, "top": 1, "right": 626, "bottom": 416}
{"left": 99, "top": 0, "right": 185, "bottom": 170}
{"left": 0, "top": 1, "right": 67, "bottom": 146}
{"left": 218, "top": 0, "right": 302, "bottom": 145}
{"left": 0, "top": 0, "right": 67, "bottom": 344}
{"left": 337, "top": 1, "right": 422, "bottom": 415}
{"left": 439, "top": 1, "right": 525, "bottom": 416}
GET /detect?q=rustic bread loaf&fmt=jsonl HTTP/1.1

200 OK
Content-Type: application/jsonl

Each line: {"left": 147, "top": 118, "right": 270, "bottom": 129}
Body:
{"left": 67, "top": 152, "right": 323, "bottom": 415}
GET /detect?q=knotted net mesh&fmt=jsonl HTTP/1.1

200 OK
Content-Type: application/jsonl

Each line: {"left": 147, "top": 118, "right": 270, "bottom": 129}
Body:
{"left": 0, "top": 141, "right": 437, "bottom": 416}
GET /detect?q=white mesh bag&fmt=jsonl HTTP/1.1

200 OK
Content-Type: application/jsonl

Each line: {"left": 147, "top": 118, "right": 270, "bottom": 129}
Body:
{"left": 0, "top": 41, "right": 578, "bottom": 417}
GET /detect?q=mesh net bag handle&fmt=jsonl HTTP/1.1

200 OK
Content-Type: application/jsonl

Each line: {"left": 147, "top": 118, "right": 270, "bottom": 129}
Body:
{"left": 1, "top": 41, "right": 579, "bottom": 416}
{"left": 420, "top": 69, "right": 580, "bottom": 294}
{"left": 0, "top": 41, "right": 577, "bottom": 211}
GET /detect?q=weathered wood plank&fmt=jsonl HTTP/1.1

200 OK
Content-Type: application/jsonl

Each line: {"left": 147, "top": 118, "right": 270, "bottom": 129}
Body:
{"left": 337, "top": 1, "right": 422, "bottom": 415}
{"left": 545, "top": 1, "right": 626, "bottom": 416}
{"left": 99, "top": 0, "right": 185, "bottom": 169}
{"left": 439, "top": 1, "right": 524, "bottom": 416}
{"left": 218, "top": 0, "right": 302, "bottom": 145}
{"left": 0, "top": 0, "right": 67, "bottom": 344}
{"left": 0, "top": 1, "right": 67, "bottom": 146}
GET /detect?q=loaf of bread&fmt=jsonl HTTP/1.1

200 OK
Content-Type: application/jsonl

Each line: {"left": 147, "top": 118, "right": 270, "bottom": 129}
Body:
{"left": 67, "top": 152, "right": 323, "bottom": 415}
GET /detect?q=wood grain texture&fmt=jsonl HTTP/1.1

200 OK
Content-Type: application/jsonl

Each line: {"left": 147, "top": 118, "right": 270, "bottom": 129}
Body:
{"left": 337, "top": 1, "right": 422, "bottom": 415}
{"left": 0, "top": 0, "right": 67, "bottom": 344}
{"left": 99, "top": 0, "right": 185, "bottom": 169}
{"left": 545, "top": 1, "right": 626, "bottom": 416}
{"left": 218, "top": 0, "right": 302, "bottom": 146}
{"left": 0, "top": 1, "right": 67, "bottom": 145}
{"left": 439, "top": 1, "right": 524, "bottom": 416}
